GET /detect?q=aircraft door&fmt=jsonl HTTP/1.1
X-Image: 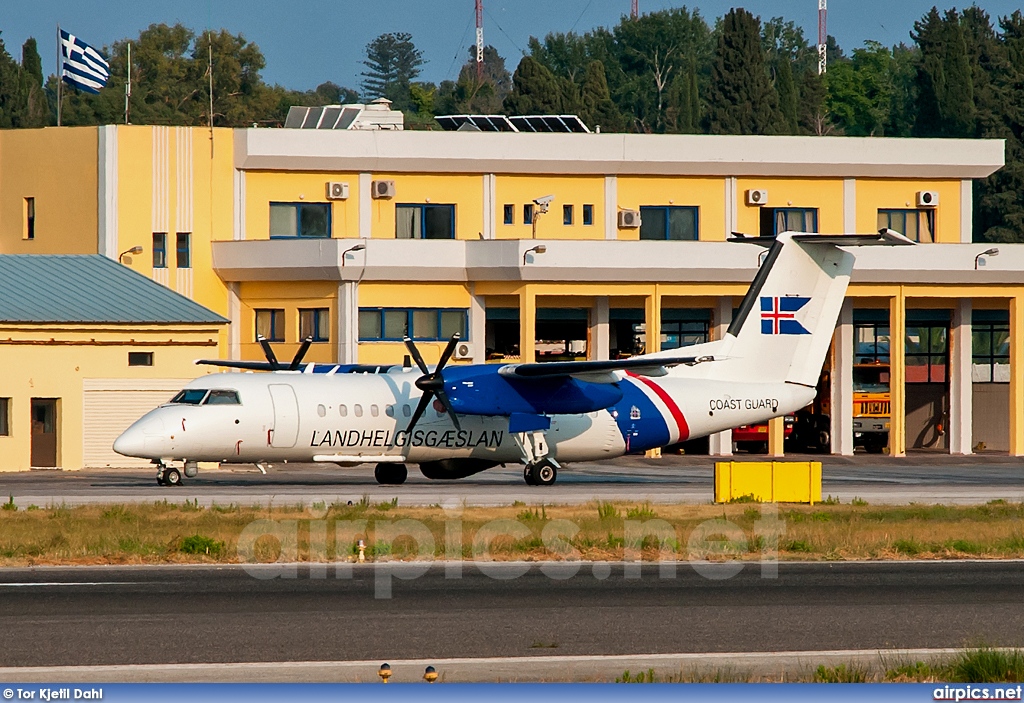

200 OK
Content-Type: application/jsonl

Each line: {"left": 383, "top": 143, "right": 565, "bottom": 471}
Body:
{"left": 268, "top": 384, "right": 300, "bottom": 448}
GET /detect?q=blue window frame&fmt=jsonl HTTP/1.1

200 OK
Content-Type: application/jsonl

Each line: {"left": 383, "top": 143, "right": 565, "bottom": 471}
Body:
{"left": 878, "top": 209, "right": 935, "bottom": 243}
{"left": 582, "top": 204, "right": 594, "bottom": 226}
{"left": 396, "top": 204, "right": 456, "bottom": 239}
{"left": 358, "top": 308, "right": 468, "bottom": 341}
{"left": 761, "top": 207, "right": 818, "bottom": 236}
{"left": 152, "top": 233, "right": 167, "bottom": 268}
{"left": 299, "top": 308, "right": 330, "bottom": 342}
{"left": 175, "top": 232, "right": 191, "bottom": 269}
{"left": 523, "top": 204, "right": 534, "bottom": 225}
{"left": 639, "top": 206, "right": 699, "bottom": 240}
{"left": 503, "top": 204, "right": 514, "bottom": 225}
{"left": 563, "top": 204, "right": 574, "bottom": 225}
{"left": 255, "top": 309, "right": 285, "bottom": 342}
{"left": 270, "top": 202, "right": 331, "bottom": 238}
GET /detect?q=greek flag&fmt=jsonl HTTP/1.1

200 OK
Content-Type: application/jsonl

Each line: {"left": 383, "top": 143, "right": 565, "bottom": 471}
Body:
{"left": 59, "top": 29, "right": 109, "bottom": 94}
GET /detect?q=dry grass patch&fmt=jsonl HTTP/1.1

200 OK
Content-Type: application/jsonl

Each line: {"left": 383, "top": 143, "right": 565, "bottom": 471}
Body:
{"left": 2, "top": 498, "right": 1024, "bottom": 566}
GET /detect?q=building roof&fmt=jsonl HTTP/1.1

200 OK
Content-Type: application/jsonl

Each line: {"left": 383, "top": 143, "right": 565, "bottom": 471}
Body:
{"left": 0, "top": 255, "right": 227, "bottom": 324}
{"left": 236, "top": 129, "right": 1005, "bottom": 179}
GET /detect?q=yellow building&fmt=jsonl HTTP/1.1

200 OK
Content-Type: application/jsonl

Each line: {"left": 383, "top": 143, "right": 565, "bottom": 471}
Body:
{"left": 1, "top": 121, "right": 1019, "bottom": 464}
{"left": 0, "top": 255, "right": 225, "bottom": 470}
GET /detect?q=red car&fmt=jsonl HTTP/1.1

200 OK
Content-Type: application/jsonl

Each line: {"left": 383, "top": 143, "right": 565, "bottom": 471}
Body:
{"left": 732, "top": 415, "right": 795, "bottom": 453}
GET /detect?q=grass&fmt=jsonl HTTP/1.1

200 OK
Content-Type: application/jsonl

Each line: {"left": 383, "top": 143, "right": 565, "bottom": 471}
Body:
{"left": 5, "top": 500, "right": 1024, "bottom": 565}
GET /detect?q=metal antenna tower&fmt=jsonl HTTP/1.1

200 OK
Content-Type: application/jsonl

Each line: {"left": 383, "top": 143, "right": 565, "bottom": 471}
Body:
{"left": 476, "top": 0, "right": 484, "bottom": 80}
{"left": 631, "top": 0, "right": 638, "bottom": 18}
{"left": 817, "top": 0, "right": 827, "bottom": 74}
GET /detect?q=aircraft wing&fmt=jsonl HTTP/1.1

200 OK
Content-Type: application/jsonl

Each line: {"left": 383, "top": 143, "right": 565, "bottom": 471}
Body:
{"left": 195, "top": 359, "right": 278, "bottom": 371}
{"left": 498, "top": 355, "right": 713, "bottom": 380}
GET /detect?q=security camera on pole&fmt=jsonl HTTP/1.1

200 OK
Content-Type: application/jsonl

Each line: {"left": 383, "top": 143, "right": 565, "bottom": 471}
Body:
{"left": 531, "top": 195, "right": 554, "bottom": 239}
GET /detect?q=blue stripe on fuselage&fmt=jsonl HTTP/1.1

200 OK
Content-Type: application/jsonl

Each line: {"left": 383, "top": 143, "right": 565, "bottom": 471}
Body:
{"left": 608, "top": 379, "right": 670, "bottom": 453}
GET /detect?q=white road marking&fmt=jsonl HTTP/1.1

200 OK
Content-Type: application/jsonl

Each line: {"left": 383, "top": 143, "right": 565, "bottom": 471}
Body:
{"left": 0, "top": 582, "right": 140, "bottom": 587}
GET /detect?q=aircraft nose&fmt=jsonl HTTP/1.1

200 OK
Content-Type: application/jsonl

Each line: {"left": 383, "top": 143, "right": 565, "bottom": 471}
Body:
{"left": 113, "top": 426, "right": 146, "bottom": 457}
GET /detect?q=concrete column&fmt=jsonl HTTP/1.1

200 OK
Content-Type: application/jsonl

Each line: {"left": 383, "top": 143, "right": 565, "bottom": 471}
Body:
{"left": 232, "top": 169, "right": 246, "bottom": 240}
{"left": 961, "top": 180, "right": 974, "bottom": 243}
{"left": 482, "top": 174, "right": 496, "bottom": 239}
{"left": 519, "top": 288, "right": 536, "bottom": 363}
{"left": 604, "top": 176, "right": 618, "bottom": 240}
{"left": 358, "top": 172, "right": 372, "bottom": 239}
{"left": 843, "top": 179, "right": 856, "bottom": 233}
{"left": 1011, "top": 296, "right": 1024, "bottom": 456}
{"left": 337, "top": 281, "right": 359, "bottom": 364}
{"left": 889, "top": 290, "right": 907, "bottom": 457}
{"left": 469, "top": 289, "right": 486, "bottom": 362}
{"left": 768, "top": 416, "right": 785, "bottom": 457}
{"left": 97, "top": 125, "right": 119, "bottom": 258}
{"left": 831, "top": 299, "right": 855, "bottom": 456}
{"left": 592, "top": 296, "right": 610, "bottom": 361}
{"left": 949, "top": 298, "right": 973, "bottom": 455}
{"left": 644, "top": 288, "right": 661, "bottom": 354}
{"left": 724, "top": 177, "right": 738, "bottom": 237}
{"left": 227, "top": 281, "right": 241, "bottom": 360}
{"left": 708, "top": 296, "right": 733, "bottom": 456}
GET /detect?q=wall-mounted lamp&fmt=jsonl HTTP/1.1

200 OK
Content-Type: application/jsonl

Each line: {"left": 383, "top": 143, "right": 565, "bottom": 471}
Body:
{"left": 119, "top": 245, "right": 143, "bottom": 263}
{"left": 523, "top": 244, "right": 547, "bottom": 266}
{"left": 975, "top": 247, "right": 999, "bottom": 270}
{"left": 342, "top": 243, "right": 366, "bottom": 267}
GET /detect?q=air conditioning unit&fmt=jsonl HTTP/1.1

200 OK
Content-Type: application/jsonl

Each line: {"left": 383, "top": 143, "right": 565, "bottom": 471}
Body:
{"left": 326, "top": 181, "right": 349, "bottom": 200}
{"left": 371, "top": 180, "right": 396, "bottom": 199}
{"left": 453, "top": 341, "right": 473, "bottom": 361}
{"left": 917, "top": 190, "right": 939, "bottom": 207}
{"left": 618, "top": 209, "right": 641, "bottom": 228}
{"left": 746, "top": 189, "right": 768, "bottom": 206}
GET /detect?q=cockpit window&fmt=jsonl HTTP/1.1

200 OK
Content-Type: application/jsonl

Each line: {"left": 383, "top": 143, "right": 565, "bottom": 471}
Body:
{"left": 171, "top": 389, "right": 209, "bottom": 405}
{"left": 205, "top": 390, "right": 241, "bottom": 405}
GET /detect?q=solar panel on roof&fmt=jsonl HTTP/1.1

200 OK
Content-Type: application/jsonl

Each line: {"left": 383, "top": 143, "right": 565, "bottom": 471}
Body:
{"left": 320, "top": 106, "right": 342, "bottom": 129}
{"left": 336, "top": 107, "right": 361, "bottom": 129}
{"left": 284, "top": 106, "right": 307, "bottom": 128}
{"left": 300, "top": 107, "right": 323, "bottom": 129}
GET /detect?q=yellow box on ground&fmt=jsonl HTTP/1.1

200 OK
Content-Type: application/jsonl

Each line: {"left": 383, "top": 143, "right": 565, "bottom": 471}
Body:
{"left": 714, "top": 461, "right": 823, "bottom": 504}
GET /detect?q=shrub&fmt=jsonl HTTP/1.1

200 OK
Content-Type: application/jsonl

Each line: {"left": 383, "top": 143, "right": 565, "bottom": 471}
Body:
{"left": 179, "top": 534, "right": 224, "bottom": 556}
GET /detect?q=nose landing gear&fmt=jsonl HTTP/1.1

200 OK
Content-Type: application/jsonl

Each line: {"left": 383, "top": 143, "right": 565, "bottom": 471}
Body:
{"left": 156, "top": 465, "right": 183, "bottom": 486}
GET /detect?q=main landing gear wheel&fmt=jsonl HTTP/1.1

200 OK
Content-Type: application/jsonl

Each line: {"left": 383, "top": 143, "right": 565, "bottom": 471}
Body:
{"left": 525, "top": 459, "right": 558, "bottom": 486}
{"left": 160, "top": 467, "right": 182, "bottom": 487}
{"left": 374, "top": 463, "right": 408, "bottom": 485}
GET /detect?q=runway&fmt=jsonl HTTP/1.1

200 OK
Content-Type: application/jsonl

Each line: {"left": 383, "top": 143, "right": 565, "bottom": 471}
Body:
{"left": 1, "top": 562, "right": 1023, "bottom": 670}
{"left": 2, "top": 454, "right": 1023, "bottom": 507}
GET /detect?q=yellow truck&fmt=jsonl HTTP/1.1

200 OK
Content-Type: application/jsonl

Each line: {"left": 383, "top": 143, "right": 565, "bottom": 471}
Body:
{"left": 853, "top": 362, "right": 890, "bottom": 453}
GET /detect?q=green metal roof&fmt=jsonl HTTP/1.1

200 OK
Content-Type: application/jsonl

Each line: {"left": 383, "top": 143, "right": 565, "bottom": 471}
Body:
{"left": 0, "top": 255, "right": 228, "bottom": 324}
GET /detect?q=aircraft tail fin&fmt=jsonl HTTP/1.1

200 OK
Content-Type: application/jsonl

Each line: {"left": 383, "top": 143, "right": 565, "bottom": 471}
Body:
{"left": 708, "top": 229, "right": 913, "bottom": 386}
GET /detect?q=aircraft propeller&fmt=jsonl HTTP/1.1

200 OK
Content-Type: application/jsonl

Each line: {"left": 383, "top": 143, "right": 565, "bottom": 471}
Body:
{"left": 257, "top": 334, "right": 314, "bottom": 371}
{"left": 403, "top": 334, "right": 462, "bottom": 433}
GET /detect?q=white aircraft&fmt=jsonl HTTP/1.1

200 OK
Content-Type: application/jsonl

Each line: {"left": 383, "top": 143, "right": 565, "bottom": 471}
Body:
{"left": 114, "top": 231, "right": 912, "bottom": 487}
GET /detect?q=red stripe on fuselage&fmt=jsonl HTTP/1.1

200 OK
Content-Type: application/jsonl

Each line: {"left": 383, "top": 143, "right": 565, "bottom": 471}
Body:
{"left": 626, "top": 372, "right": 690, "bottom": 442}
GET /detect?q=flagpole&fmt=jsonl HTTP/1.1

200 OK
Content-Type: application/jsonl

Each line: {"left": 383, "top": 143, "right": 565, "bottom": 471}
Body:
{"left": 56, "top": 24, "right": 62, "bottom": 126}
{"left": 124, "top": 41, "right": 131, "bottom": 124}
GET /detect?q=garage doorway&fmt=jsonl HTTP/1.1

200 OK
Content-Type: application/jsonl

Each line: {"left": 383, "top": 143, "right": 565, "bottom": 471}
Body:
{"left": 31, "top": 398, "right": 58, "bottom": 467}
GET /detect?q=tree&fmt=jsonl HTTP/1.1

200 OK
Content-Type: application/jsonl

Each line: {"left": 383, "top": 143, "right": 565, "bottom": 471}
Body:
{"left": 436, "top": 45, "right": 512, "bottom": 115}
{"left": 912, "top": 8, "right": 975, "bottom": 137}
{"left": 797, "top": 67, "right": 829, "bottom": 135}
{"left": 580, "top": 60, "right": 625, "bottom": 131}
{"left": 360, "top": 32, "right": 424, "bottom": 111}
{"left": 503, "top": 56, "right": 564, "bottom": 115}
{"left": 774, "top": 56, "right": 798, "bottom": 134}
{"left": 705, "top": 8, "right": 783, "bottom": 135}
{"left": 17, "top": 38, "right": 47, "bottom": 127}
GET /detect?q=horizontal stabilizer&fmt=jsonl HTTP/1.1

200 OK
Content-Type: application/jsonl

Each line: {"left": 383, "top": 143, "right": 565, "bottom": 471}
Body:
{"left": 728, "top": 228, "right": 916, "bottom": 247}
{"left": 499, "top": 355, "right": 713, "bottom": 379}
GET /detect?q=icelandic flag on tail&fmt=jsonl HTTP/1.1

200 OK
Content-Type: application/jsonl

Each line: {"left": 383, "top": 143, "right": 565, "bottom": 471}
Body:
{"left": 760, "top": 296, "right": 811, "bottom": 335}
{"left": 59, "top": 29, "right": 109, "bottom": 94}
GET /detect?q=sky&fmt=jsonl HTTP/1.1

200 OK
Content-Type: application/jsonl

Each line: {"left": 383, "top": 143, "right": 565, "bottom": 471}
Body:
{"left": 3, "top": 1, "right": 1024, "bottom": 93}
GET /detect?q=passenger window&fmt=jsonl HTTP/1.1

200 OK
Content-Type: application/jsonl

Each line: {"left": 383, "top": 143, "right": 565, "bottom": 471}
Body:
{"left": 317, "top": 404, "right": 326, "bottom": 417}
{"left": 339, "top": 405, "right": 348, "bottom": 417}
{"left": 403, "top": 405, "right": 411, "bottom": 418}
{"left": 385, "top": 405, "right": 395, "bottom": 417}
{"left": 370, "top": 404, "right": 379, "bottom": 417}
{"left": 354, "top": 404, "right": 363, "bottom": 418}
{"left": 204, "top": 390, "right": 240, "bottom": 405}
{"left": 171, "top": 389, "right": 209, "bottom": 405}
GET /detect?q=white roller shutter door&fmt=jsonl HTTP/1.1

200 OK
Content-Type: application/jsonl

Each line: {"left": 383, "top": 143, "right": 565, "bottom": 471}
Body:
{"left": 83, "top": 379, "right": 189, "bottom": 468}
